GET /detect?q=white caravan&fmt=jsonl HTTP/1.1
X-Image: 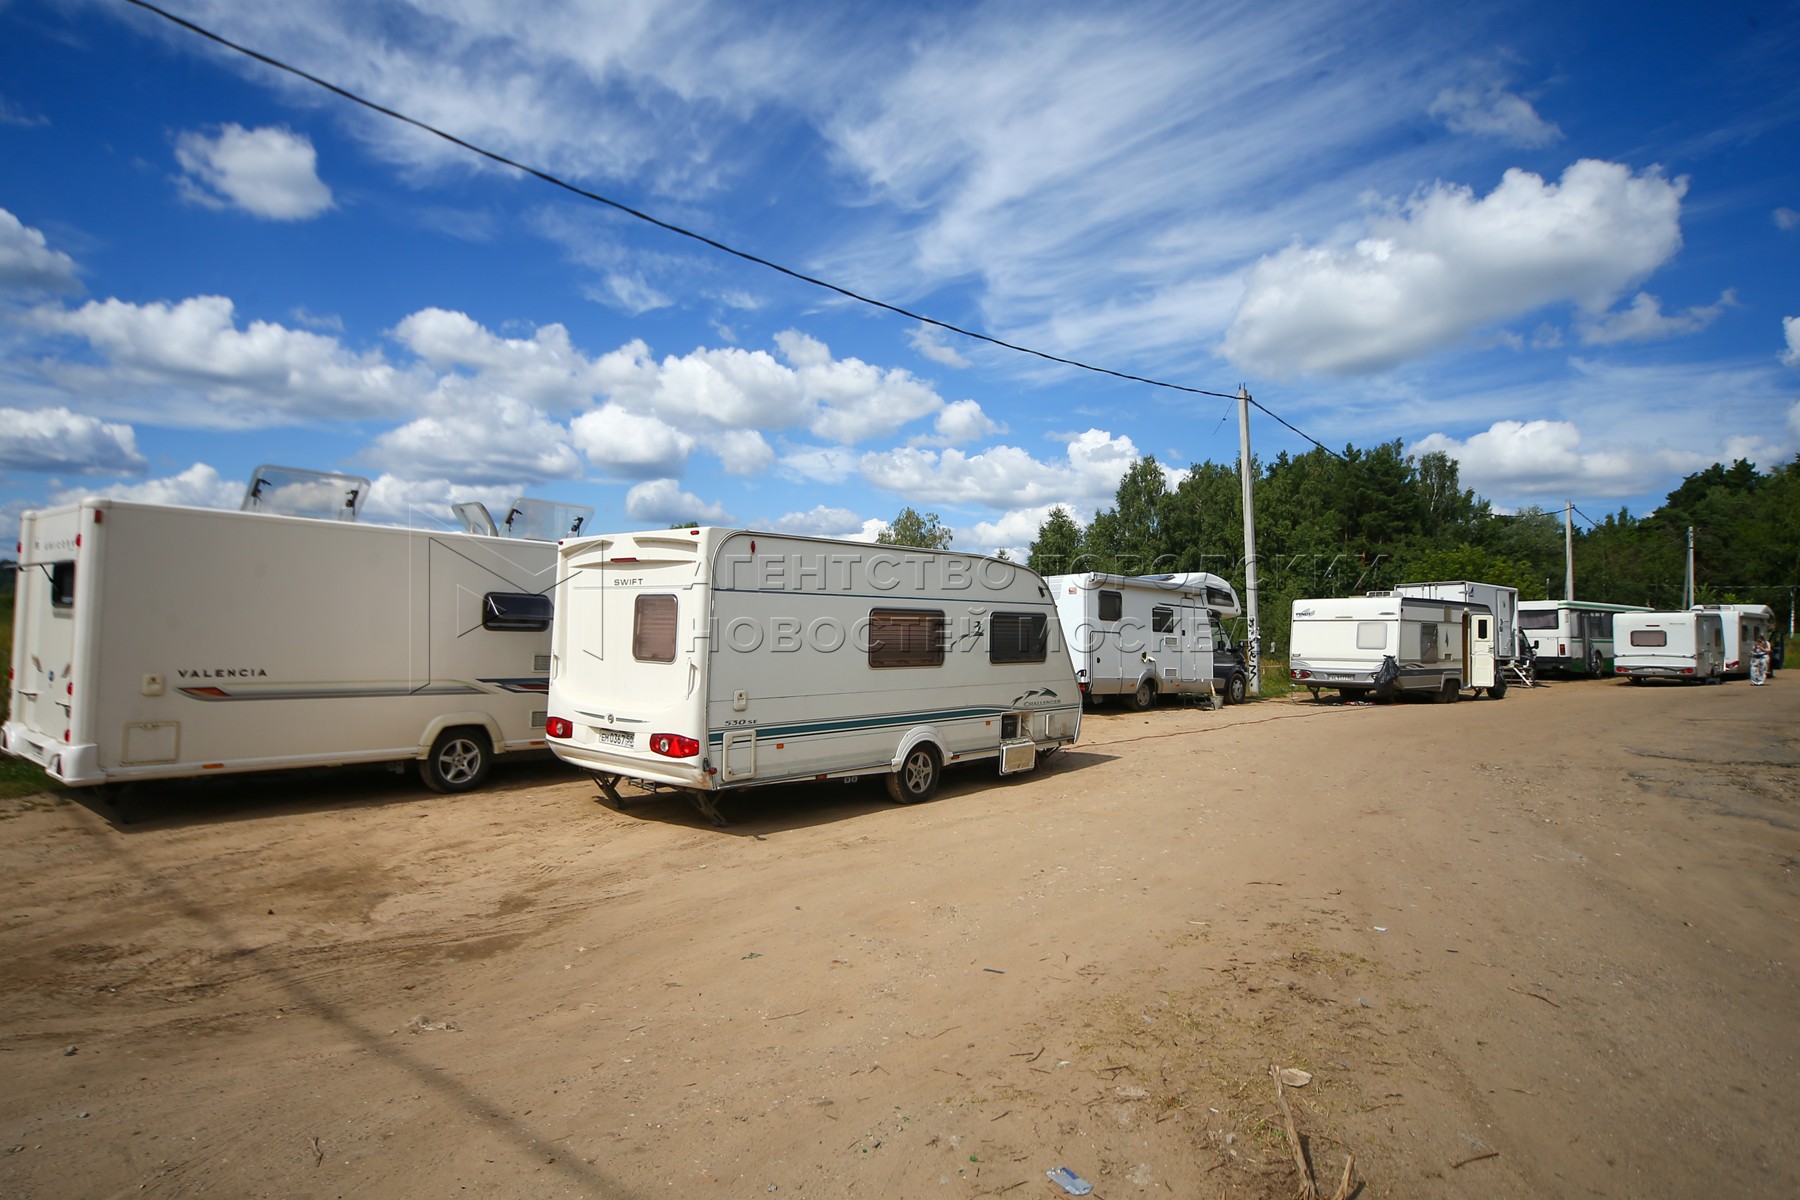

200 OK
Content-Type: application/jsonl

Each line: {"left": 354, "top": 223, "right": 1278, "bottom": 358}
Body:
{"left": 4, "top": 469, "right": 586, "bottom": 798}
{"left": 1392, "top": 580, "right": 1518, "bottom": 671}
{"left": 545, "top": 528, "right": 1081, "bottom": 823}
{"left": 1045, "top": 572, "right": 1245, "bottom": 708}
{"left": 1288, "top": 594, "right": 1504, "bottom": 702}
{"left": 1517, "top": 599, "right": 1652, "bottom": 676}
{"left": 1613, "top": 610, "right": 1726, "bottom": 683}
{"left": 1693, "top": 604, "right": 1775, "bottom": 677}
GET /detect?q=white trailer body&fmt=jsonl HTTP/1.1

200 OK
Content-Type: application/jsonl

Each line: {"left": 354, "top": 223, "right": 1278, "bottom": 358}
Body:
{"left": 5, "top": 498, "right": 564, "bottom": 792}
{"left": 545, "top": 529, "right": 1081, "bottom": 815}
{"left": 1044, "top": 572, "right": 1243, "bottom": 708}
{"left": 1693, "top": 604, "right": 1775, "bottom": 676}
{"left": 1613, "top": 611, "right": 1725, "bottom": 683}
{"left": 1391, "top": 580, "right": 1518, "bottom": 666}
{"left": 1288, "top": 594, "right": 1503, "bottom": 701}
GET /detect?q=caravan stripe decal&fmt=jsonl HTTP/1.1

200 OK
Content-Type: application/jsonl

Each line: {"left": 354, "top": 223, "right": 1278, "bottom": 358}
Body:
{"left": 706, "top": 703, "right": 1082, "bottom": 747}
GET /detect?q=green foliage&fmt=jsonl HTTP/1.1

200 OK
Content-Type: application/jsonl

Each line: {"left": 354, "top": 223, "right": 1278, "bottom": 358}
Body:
{"left": 875, "top": 506, "right": 953, "bottom": 550}
{"left": 1026, "top": 506, "right": 1083, "bottom": 575}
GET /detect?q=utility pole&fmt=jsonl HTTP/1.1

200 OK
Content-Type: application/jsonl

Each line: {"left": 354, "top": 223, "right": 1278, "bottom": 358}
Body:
{"left": 1682, "top": 526, "right": 1695, "bottom": 609}
{"left": 1564, "top": 501, "right": 1575, "bottom": 601}
{"left": 1236, "top": 386, "right": 1261, "bottom": 696}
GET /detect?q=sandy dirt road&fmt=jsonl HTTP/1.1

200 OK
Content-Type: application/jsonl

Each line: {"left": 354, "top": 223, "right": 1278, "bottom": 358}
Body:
{"left": 1, "top": 674, "right": 1796, "bottom": 1199}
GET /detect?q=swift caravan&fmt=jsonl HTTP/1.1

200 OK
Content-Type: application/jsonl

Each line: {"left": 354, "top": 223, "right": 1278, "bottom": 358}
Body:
{"left": 4, "top": 468, "right": 586, "bottom": 797}
{"left": 1693, "top": 604, "right": 1775, "bottom": 678}
{"left": 545, "top": 529, "right": 1081, "bottom": 823}
{"left": 1045, "top": 572, "right": 1245, "bottom": 708}
{"left": 1288, "top": 594, "right": 1504, "bottom": 702}
{"left": 1612, "top": 611, "right": 1725, "bottom": 683}
{"left": 1517, "top": 599, "right": 1652, "bottom": 676}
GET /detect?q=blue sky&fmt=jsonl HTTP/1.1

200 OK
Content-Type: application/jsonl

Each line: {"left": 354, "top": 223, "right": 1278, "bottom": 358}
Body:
{"left": 2, "top": 0, "right": 1797, "bottom": 553}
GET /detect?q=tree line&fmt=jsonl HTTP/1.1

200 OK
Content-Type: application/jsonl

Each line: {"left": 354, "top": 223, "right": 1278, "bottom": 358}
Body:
{"left": 1014, "top": 444, "right": 1800, "bottom": 657}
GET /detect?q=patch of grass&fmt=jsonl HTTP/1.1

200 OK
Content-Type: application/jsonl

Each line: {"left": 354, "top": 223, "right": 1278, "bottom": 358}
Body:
{"left": 1257, "top": 657, "right": 1295, "bottom": 697}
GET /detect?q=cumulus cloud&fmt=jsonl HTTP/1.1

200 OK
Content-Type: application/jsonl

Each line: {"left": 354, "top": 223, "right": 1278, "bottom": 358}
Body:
{"left": 703, "top": 427, "right": 776, "bottom": 476}
{"left": 0, "top": 406, "right": 145, "bottom": 474}
{"left": 174, "top": 124, "right": 334, "bottom": 220}
{"left": 1783, "top": 317, "right": 1800, "bottom": 368}
{"left": 1429, "top": 80, "right": 1561, "bottom": 147}
{"left": 1224, "top": 160, "right": 1688, "bottom": 376}
{"left": 625, "top": 478, "right": 732, "bottom": 525}
{"left": 770, "top": 504, "right": 868, "bottom": 538}
{"left": 568, "top": 403, "right": 696, "bottom": 478}
{"left": 919, "top": 398, "right": 1002, "bottom": 446}
{"left": 52, "top": 463, "right": 240, "bottom": 510}
{"left": 1579, "top": 290, "right": 1734, "bottom": 345}
{"left": 1413, "top": 420, "right": 1697, "bottom": 501}
{"left": 778, "top": 444, "right": 859, "bottom": 483}
{"left": 0, "top": 208, "right": 79, "bottom": 293}
{"left": 860, "top": 428, "right": 1138, "bottom": 510}
{"left": 27, "top": 295, "right": 421, "bottom": 426}
{"left": 365, "top": 394, "right": 582, "bottom": 483}
{"left": 357, "top": 475, "right": 529, "bottom": 530}
{"left": 965, "top": 503, "right": 1080, "bottom": 557}
{"left": 908, "top": 323, "right": 972, "bottom": 368}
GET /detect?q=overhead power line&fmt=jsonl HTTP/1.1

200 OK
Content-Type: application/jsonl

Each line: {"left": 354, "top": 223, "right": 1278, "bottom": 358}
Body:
{"left": 122, "top": 0, "right": 1285, "bottom": 414}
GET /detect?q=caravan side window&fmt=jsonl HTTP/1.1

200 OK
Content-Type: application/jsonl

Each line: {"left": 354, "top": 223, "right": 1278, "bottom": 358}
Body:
{"left": 1098, "top": 590, "right": 1123, "bottom": 621}
{"left": 633, "top": 594, "right": 679, "bottom": 662}
{"left": 482, "top": 592, "right": 552, "bottom": 632}
{"left": 868, "top": 609, "right": 945, "bottom": 668}
{"left": 1151, "top": 606, "right": 1176, "bottom": 633}
{"left": 50, "top": 562, "right": 76, "bottom": 609}
{"left": 1355, "top": 622, "right": 1386, "bottom": 650}
{"left": 1630, "top": 629, "right": 1667, "bottom": 648}
{"left": 990, "top": 612, "right": 1048, "bottom": 664}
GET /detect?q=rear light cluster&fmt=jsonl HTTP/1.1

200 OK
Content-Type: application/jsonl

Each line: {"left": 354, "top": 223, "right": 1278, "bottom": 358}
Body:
{"left": 649, "top": 733, "right": 699, "bottom": 758}
{"left": 544, "top": 716, "right": 573, "bottom": 739}
{"left": 1291, "top": 669, "right": 1313, "bottom": 679}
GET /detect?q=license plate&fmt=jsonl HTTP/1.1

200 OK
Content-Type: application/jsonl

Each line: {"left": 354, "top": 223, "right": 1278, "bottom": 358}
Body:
{"left": 595, "top": 728, "right": 633, "bottom": 748}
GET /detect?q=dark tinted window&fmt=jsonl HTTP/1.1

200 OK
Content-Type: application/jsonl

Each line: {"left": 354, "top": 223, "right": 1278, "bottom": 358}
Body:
{"left": 1098, "top": 590, "right": 1122, "bottom": 621}
{"left": 51, "top": 562, "right": 75, "bottom": 609}
{"left": 482, "top": 592, "right": 552, "bottom": 632}
{"left": 990, "top": 612, "right": 1048, "bottom": 664}
{"left": 869, "top": 609, "right": 945, "bottom": 668}
{"left": 1151, "top": 606, "right": 1176, "bottom": 633}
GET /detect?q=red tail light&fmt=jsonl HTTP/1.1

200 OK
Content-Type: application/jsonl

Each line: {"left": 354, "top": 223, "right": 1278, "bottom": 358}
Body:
{"left": 649, "top": 733, "right": 699, "bottom": 758}
{"left": 544, "top": 716, "right": 573, "bottom": 739}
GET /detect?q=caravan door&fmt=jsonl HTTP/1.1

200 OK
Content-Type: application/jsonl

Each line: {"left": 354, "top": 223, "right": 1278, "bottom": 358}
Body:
{"left": 1466, "top": 609, "right": 1497, "bottom": 690}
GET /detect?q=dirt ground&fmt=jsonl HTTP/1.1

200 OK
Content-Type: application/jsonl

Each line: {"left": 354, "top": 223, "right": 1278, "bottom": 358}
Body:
{"left": 1, "top": 673, "right": 1796, "bottom": 1199}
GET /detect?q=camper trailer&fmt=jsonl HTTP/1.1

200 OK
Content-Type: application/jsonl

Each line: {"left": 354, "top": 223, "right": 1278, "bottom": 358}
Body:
{"left": 1517, "top": 599, "right": 1652, "bottom": 676}
{"left": 1694, "top": 604, "right": 1775, "bottom": 678}
{"left": 1612, "top": 610, "right": 1725, "bottom": 683}
{"left": 1392, "top": 580, "right": 1518, "bottom": 672}
{"left": 1288, "top": 594, "right": 1503, "bottom": 702}
{"left": 1045, "top": 572, "right": 1245, "bottom": 708}
{"left": 4, "top": 469, "right": 586, "bottom": 796}
{"left": 545, "top": 528, "right": 1081, "bottom": 822}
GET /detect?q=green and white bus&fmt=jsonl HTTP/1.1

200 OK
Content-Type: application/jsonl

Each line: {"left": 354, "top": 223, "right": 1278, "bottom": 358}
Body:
{"left": 1517, "top": 599, "right": 1651, "bottom": 676}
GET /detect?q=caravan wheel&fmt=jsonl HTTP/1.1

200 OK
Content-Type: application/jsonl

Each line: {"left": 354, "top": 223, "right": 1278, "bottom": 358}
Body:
{"left": 1127, "top": 679, "right": 1157, "bottom": 711}
{"left": 421, "top": 727, "right": 492, "bottom": 794}
{"left": 886, "top": 745, "right": 941, "bottom": 804}
{"left": 1224, "top": 672, "right": 1248, "bottom": 705}
{"left": 1588, "top": 649, "right": 1604, "bottom": 676}
{"left": 1434, "top": 680, "right": 1461, "bottom": 704}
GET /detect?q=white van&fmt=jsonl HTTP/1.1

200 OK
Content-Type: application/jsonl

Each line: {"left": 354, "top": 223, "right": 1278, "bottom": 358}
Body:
{"left": 1614, "top": 611, "right": 1726, "bottom": 683}
{"left": 1288, "top": 594, "right": 1503, "bottom": 701}
{"left": 545, "top": 528, "right": 1081, "bottom": 823}
{"left": 4, "top": 469, "right": 583, "bottom": 797}
{"left": 1045, "top": 572, "right": 1244, "bottom": 708}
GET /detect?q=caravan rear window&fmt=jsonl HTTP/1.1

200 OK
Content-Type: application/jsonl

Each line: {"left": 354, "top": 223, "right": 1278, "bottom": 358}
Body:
{"left": 869, "top": 609, "right": 945, "bottom": 668}
{"left": 1098, "top": 590, "right": 1122, "bottom": 621}
{"left": 1630, "top": 629, "right": 1667, "bottom": 647}
{"left": 633, "top": 594, "right": 679, "bottom": 662}
{"left": 482, "top": 592, "right": 551, "bottom": 632}
{"left": 990, "top": 612, "right": 1049, "bottom": 664}
{"left": 50, "top": 562, "right": 76, "bottom": 609}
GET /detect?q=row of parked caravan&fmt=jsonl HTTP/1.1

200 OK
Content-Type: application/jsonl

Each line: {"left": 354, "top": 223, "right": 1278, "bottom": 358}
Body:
{"left": 2, "top": 470, "right": 1780, "bottom": 821}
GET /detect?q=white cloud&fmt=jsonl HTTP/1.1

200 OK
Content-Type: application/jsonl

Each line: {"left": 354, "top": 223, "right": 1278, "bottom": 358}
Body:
{"left": 625, "top": 478, "right": 732, "bottom": 525}
{"left": 357, "top": 475, "right": 529, "bottom": 530}
{"left": 1224, "top": 160, "right": 1689, "bottom": 376}
{"left": 568, "top": 403, "right": 696, "bottom": 478}
{"left": 393, "top": 308, "right": 608, "bottom": 409}
{"left": 703, "top": 427, "right": 776, "bottom": 476}
{"left": 1428, "top": 80, "right": 1561, "bottom": 147}
{"left": 778, "top": 444, "right": 859, "bottom": 483}
{"left": 1783, "top": 316, "right": 1800, "bottom": 368}
{"left": 594, "top": 272, "right": 673, "bottom": 315}
{"left": 173, "top": 124, "right": 334, "bottom": 220}
{"left": 1412, "top": 419, "right": 1743, "bottom": 503}
{"left": 965, "top": 503, "right": 1080, "bottom": 557}
{"left": 27, "top": 295, "right": 421, "bottom": 426}
{"left": 365, "top": 395, "right": 582, "bottom": 483}
{"left": 1579, "top": 290, "right": 1734, "bottom": 345}
{"left": 0, "top": 406, "right": 145, "bottom": 474}
{"left": 0, "top": 208, "right": 79, "bottom": 293}
{"left": 53, "top": 463, "right": 240, "bottom": 510}
{"left": 1776, "top": 208, "right": 1799, "bottom": 232}
{"left": 908, "top": 324, "right": 971, "bottom": 368}
{"left": 920, "top": 398, "right": 1002, "bottom": 446}
{"left": 769, "top": 504, "right": 867, "bottom": 538}
{"left": 860, "top": 428, "right": 1138, "bottom": 510}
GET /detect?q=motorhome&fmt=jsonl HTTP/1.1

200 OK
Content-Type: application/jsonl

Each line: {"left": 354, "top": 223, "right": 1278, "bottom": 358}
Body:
{"left": 1612, "top": 610, "right": 1725, "bottom": 684}
{"left": 545, "top": 528, "right": 1081, "bottom": 823}
{"left": 1392, "top": 580, "right": 1518, "bottom": 672}
{"left": 1045, "top": 572, "right": 1245, "bottom": 708}
{"left": 4, "top": 468, "right": 587, "bottom": 798}
{"left": 1517, "top": 599, "right": 1652, "bottom": 676}
{"left": 1694, "top": 603, "right": 1776, "bottom": 678}
{"left": 1288, "top": 594, "right": 1503, "bottom": 702}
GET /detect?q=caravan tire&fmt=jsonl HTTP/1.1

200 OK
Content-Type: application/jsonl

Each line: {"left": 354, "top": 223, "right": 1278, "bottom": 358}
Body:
{"left": 421, "top": 727, "right": 492, "bottom": 794}
{"left": 1128, "top": 679, "right": 1157, "bottom": 711}
{"left": 1588, "top": 649, "right": 1604, "bottom": 676}
{"left": 886, "top": 745, "right": 941, "bottom": 805}
{"left": 1224, "top": 672, "right": 1248, "bottom": 706}
{"left": 1488, "top": 677, "right": 1507, "bottom": 700}
{"left": 1434, "top": 680, "right": 1460, "bottom": 704}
